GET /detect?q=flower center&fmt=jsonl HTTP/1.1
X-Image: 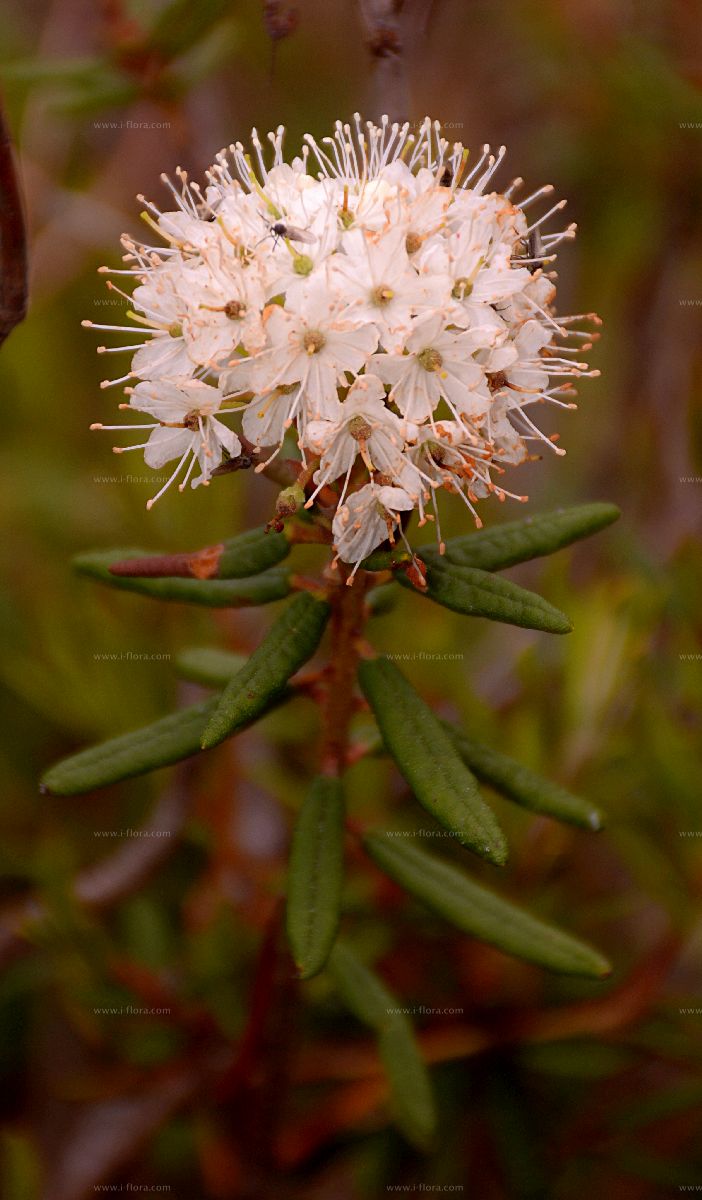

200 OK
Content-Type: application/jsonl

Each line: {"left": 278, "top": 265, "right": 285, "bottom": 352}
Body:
{"left": 277, "top": 382, "right": 298, "bottom": 395}
{"left": 224, "top": 300, "right": 247, "bottom": 319}
{"left": 487, "top": 371, "right": 508, "bottom": 392}
{"left": 348, "top": 415, "right": 373, "bottom": 441}
{"left": 417, "top": 347, "right": 443, "bottom": 372}
{"left": 405, "top": 232, "right": 422, "bottom": 255}
{"left": 371, "top": 285, "right": 394, "bottom": 307}
{"left": 182, "top": 409, "right": 202, "bottom": 431}
{"left": 168, "top": 322, "right": 183, "bottom": 337}
{"left": 339, "top": 208, "right": 355, "bottom": 230}
{"left": 293, "top": 254, "right": 314, "bottom": 276}
{"left": 451, "top": 277, "right": 473, "bottom": 300}
{"left": 303, "top": 330, "right": 326, "bottom": 355}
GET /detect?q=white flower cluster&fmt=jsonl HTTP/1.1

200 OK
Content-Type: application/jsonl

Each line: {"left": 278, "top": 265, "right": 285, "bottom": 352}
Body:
{"left": 87, "top": 116, "right": 599, "bottom": 570}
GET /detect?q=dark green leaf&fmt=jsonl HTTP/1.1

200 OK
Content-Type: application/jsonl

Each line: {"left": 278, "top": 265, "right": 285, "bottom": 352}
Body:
{"left": 364, "top": 833, "right": 611, "bottom": 978}
{"left": 424, "top": 503, "right": 620, "bottom": 571}
{"left": 366, "top": 582, "right": 399, "bottom": 616}
{"left": 361, "top": 547, "right": 412, "bottom": 572}
{"left": 446, "top": 725, "right": 604, "bottom": 831}
{"left": 399, "top": 560, "right": 572, "bottom": 633}
{"left": 328, "top": 941, "right": 437, "bottom": 1148}
{"left": 201, "top": 593, "right": 330, "bottom": 749}
{"left": 40, "top": 679, "right": 295, "bottom": 795}
{"left": 175, "top": 648, "right": 246, "bottom": 687}
{"left": 74, "top": 549, "right": 290, "bottom": 607}
{"left": 40, "top": 698, "right": 217, "bottom": 796}
{"left": 358, "top": 657, "right": 507, "bottom": 866}
{"left": 286, "top": 776, "right": 344, "bottom": 978}
{"left": 105, "top": 527, "right": 289, "bottom": 582}
{"left": 216, "top": 527, "right": 290, "bottom": 578}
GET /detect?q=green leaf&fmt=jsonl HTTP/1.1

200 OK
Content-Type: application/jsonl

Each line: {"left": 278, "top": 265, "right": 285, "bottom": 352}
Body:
{"left": 327, "top": 941, "right": 437, "bottom": 1148}
{"left": 423, "top": 503, "right": 621, "bottom": 571}
{"left": 40, "top": 698, "right": 217, "bottom": 796}
{"left": 201, "top": 593, "right": 330, "bottom": 750}
{"left": 358, "top": 657, "right": 507, "bottom": 866}
{"left": 361, "top": 547, "right": 412, "bottom": 573}
{"left": 446, "top": 725, "right": 605, "bottom": 831}
{"left": 361, "top": 504, "right": 619, "bottom": 574}
{"left": 216, "top": 527, "right": 290, "bottom": 578}
{"left": 327, "top": 941, "right": 399, "bottom": 1031}
{"left": 399, "top": 560, "right": 572, "bottom": 634}
{"left": 366, "top": 582, "right": 399, "bottom": 616}
{"left": 104, "top": 527, "right": 289, "bottom": 582}
{"left": 40, "top": 680, "right": 293, "bottom": 796}
{"left": 175, "top": 647, "right": 246, "bottom": 687}
{"left": 363, "top": 833, "right": 611, "bottom": 979}
{"left": 74, "top": 550, "right": 290, "bottom": 607}
{"left": 0, "top": 56, "right": 114, "bottom": 84}
{"left": 378, "top": 1019, "right": 437, "bottom": 1150}
{"left": 286, "top": 776, "right": 345, "bottom": 979}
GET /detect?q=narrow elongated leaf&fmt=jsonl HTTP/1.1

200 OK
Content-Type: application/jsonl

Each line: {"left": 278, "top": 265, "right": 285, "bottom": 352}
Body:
{"left": 40, "top": 681, "right": 294, "bottom": 796}
{"left": 74, "top": 550, "right": 290, "bottom": 607}
{"left": 327, "top": 941, "right": 398, "bottom": 1031}
{"left": 361, "top": 504, "right": 619, "bottom": 575}
{"left": 108, "top": 526, "right": 290, "bottom": 581}
{"left": 217, "top": 527, "right": 290, "bottom": 578}
{"left": 364, "top": 833, "right": 611, "bottom": 978}
{"left": 423, "top": 503, "right": 621, "bottom": 571}
{"left": 446, "top": 725, "right": 605, "bottom": 831}
{"left": 358, "top": 657, "right": 507, "bottom": 866}
{"left": 378, "top": 1020, "right": 437, "bottom": 1149}
{"left": 328, "top": 943, "right": 437, "bottom": 1146}
{"left": 175, "top": 648, "right": 246, "bottom": 687}
{"left": 399, "top": 560, "right": 572, "bottom": 633}
{"left": 286, "top": 776, "right": 344, "bottom": 978}
{"left": 201, "top": 593, "right": 330, "bottom": 749}
{"left": 361, "top": 547, "right": 412, "bottom": 573}
{"left": 40, "top": 698, "right": 217, "bottom": 796}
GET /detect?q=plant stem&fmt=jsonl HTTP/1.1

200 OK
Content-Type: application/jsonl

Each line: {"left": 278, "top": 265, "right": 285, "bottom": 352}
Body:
{"left": 320, "top": 570, "right": 370, "bottom": 776}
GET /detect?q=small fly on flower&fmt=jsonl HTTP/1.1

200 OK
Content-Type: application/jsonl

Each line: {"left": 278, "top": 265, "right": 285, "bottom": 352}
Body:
{"left": 265, "top": 220, "right": 317, "bottom": 249}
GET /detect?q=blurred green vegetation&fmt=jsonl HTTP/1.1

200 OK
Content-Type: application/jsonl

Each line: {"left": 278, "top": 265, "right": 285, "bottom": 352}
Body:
{"left": 1, "top": 0, "right": 701, "bottom": 1197}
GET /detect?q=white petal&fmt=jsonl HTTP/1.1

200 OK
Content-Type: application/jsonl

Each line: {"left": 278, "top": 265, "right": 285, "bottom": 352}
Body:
{"left": 144, "top": 426, "right": 194, "bottom": 469}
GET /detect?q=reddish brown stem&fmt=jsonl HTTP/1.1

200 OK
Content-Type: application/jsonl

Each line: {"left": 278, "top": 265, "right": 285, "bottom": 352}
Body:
{"left": 320, "top": 570, "right": 370, "bottom": 776}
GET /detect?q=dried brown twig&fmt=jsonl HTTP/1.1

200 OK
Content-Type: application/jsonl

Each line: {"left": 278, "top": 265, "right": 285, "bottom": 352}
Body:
{"left": 355, "top": 0, "right": 435, "bottom": 122}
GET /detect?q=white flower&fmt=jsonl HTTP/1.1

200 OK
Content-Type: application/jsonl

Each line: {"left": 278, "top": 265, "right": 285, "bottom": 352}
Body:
{"left": 128, "top": 266, "right": 195, "bottom": 380}
{"left": 87, "top": 116, "right": 599, "bottom": 541}
{"left": 241, "top": 383, "right": 304, "bottom": 450}
{"left": 332, "top": 481, "right": 415, "bottom": 571}
{"left": 92, "top": 380, "right": 240, "bottom": 506}
{"left": 181, "top": 256, "right": 267, "bottom": 363}
{"left": 419, "top": 224, "right": 532, "bottom": 329}
{"left": 304, "top": 374, "right": 419, "bottom": 504}
{"left": 332, "top": 227, "right": 447, "bottom": 352}
{"left": 229, "top": 279, "right": 379, "bottom": 431}
{"left": 368, "top": 313, "right": 499, "bottom": 424}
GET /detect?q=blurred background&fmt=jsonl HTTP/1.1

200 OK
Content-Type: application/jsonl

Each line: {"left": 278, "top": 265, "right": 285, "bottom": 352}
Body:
{"left": 1, "top": 1, "right": 702, "bottom": 1196}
